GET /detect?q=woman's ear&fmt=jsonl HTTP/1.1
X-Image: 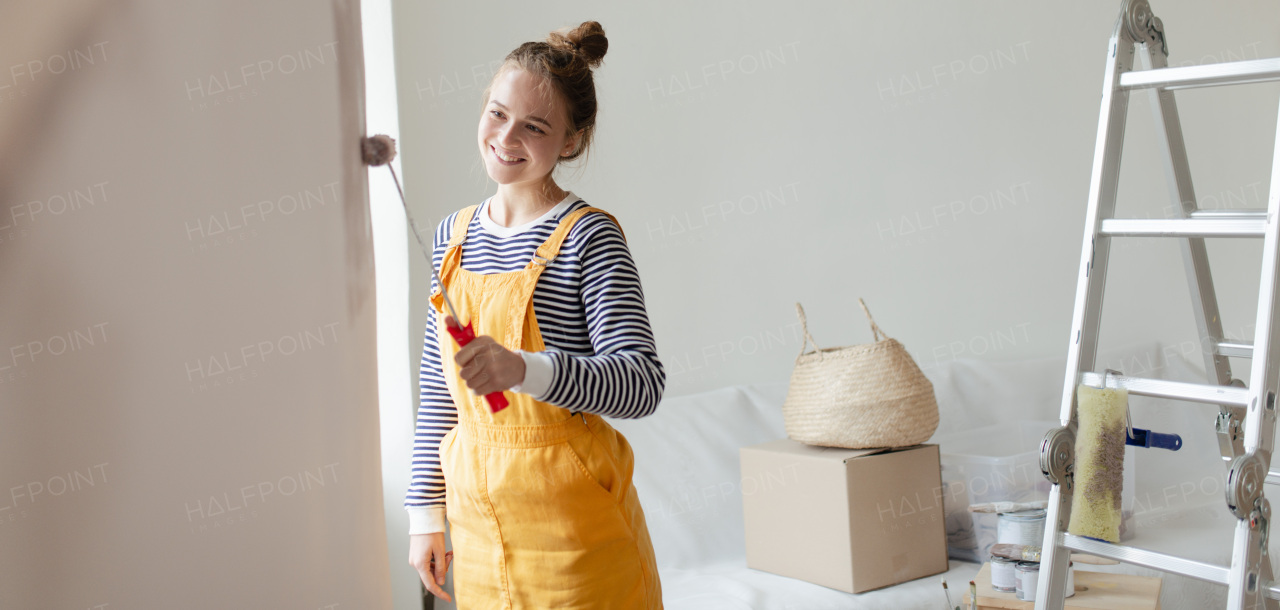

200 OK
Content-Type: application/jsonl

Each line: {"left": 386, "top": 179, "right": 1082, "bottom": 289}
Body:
{"left": 561, "top": 130, "right": 583, "bottom": 157}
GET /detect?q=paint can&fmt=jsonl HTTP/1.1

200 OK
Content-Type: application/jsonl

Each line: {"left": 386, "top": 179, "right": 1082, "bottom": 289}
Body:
{"left": 1015, "top": 561, "right": 1040, "bottom": 602}
{"left": 990, "top": 555, "right": 1018, "bottom": 592}
{"left": 997, "top": 508, "right": 1047, "bottom": 547}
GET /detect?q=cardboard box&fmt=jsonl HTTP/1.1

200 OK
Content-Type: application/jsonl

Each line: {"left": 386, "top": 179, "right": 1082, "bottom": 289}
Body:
{"left": 740, "top": 439, "right": 948, "bottom": 593}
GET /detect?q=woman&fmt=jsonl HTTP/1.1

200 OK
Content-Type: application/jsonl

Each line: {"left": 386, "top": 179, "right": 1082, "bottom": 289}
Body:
{"left": 405, "top": 21, "right": 666, "bottom": 609}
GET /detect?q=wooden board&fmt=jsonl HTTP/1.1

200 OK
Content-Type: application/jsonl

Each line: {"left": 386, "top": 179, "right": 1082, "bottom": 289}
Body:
{"left": 964, "top": 563, "right": 1162, "bottom": 610}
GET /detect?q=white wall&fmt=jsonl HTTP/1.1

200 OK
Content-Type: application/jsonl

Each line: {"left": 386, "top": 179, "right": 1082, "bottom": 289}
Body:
{"left": 1, "top": 1, "right": 393, "bottom": 608}
{"left": 392, "top": 0, "right": 1280, "bottom": 403}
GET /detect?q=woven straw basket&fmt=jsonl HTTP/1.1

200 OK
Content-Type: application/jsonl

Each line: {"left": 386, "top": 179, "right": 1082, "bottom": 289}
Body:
{"left": 782, "top": 299, "right": 939, "bottom": 449}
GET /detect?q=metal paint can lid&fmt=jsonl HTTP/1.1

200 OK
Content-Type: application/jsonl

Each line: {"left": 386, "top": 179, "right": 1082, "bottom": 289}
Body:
{"left": 1001, "top": 508, "right": 1048, "bottom": 522}
{"left": 997, "top": 509, "right": 1048, "bottom": 547}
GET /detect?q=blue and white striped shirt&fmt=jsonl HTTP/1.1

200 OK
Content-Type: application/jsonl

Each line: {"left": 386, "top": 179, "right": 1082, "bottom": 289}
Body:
{"left": 405, "top": 193, "right": 665, "bottom": 535}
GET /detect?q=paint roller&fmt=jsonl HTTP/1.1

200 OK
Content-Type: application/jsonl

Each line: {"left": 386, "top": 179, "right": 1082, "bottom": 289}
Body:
{"left": 362, "top": 134, "right": 509, "bottom": 412}
{"left": 1068, "top": 383, "right": 1127, "bottom": 542}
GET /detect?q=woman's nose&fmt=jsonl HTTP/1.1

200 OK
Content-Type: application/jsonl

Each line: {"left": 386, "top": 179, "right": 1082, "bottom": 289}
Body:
{"left": 497, "top": 121, "right": 519, "bottom": 145}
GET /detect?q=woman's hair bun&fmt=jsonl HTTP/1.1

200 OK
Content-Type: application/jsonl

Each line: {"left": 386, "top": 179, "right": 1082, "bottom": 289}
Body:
{"left": 548, "top": 21, "right": 608, "bottom": 69}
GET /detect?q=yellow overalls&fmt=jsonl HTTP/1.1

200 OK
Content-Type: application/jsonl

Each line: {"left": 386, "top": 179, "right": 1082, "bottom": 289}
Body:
{"left": 430, "top": 203, "right": 663, "bottom": 609}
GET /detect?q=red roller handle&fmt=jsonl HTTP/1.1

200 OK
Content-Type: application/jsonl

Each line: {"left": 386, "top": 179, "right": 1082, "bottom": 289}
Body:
{"left": 445, "top": 320, "right": 509, "bottom": 412}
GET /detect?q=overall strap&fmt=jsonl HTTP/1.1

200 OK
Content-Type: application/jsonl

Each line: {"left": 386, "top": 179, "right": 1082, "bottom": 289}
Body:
{"left": 530, "top": 206, "right": 625, "bottom": 268}
{"left": 447, "top": 204, "right": 478, "bottom": 248}
{"left": 429, "top": 205, "right": 478, "bottom": 316}
{"left": 504, "top": 206, "right": 626, "bottom": 351}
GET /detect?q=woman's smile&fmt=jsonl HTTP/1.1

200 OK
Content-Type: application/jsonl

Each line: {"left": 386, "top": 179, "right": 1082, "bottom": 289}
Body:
{"left": 490, "top": 145, "right": 525, "bottom": 165}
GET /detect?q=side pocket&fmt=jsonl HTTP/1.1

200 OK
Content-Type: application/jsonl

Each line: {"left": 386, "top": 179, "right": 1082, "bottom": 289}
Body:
{"left": 563, "top": 432, "right": 620, "bottom": 504}
{"left": 439, "top": 425, "right": 458, "bottom": 453}
{"left": 438, "top": 425, "right": 459, "bottom": 474}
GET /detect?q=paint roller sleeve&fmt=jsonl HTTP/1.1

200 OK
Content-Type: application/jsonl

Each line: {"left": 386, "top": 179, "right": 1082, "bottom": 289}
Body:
{"left": 1068, "top": 384, "right": 1127, "bottom": 543}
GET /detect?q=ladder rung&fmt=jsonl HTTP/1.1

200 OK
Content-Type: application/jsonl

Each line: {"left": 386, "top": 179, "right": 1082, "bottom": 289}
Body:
{"left": 1216, "top": 340, "right": 1254, "bottom": 359}
{"left": 1119, "top": 57, "right": 1280, "bottom": 90}
{"left": 1080, "top": 371, "right": 1250, "bottom": 407}
{"left": 1190, "top": 209, "right": 1269, "bottom": 221}
{"left": 1268, "top": 470, "right": 1280, "bottom": 486}
{"left": 1099, "top": 218, "right": 1266, "bottom": 238}
{"left": 1062, "top": 533, "right": 1229, "bottom": 585}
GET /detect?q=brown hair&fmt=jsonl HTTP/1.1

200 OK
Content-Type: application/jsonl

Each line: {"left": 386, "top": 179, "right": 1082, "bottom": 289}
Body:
{"left": 483, "top": 21, "right": 608, "bottom": 165}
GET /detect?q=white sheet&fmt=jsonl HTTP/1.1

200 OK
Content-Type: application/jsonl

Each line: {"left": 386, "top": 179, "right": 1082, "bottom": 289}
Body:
{"left": 610, "top": 342, "right": 1248, "bottom": 609}
{"left": 611, "top": 382, "right": 981, "bottom": 609}
{"left": 659, "top": 559, "right": 982, "bottom": 610}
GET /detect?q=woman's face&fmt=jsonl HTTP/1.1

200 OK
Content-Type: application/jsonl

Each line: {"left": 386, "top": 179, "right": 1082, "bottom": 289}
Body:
{"left": 478, "top": 68, "right": 578, "bottom": 188}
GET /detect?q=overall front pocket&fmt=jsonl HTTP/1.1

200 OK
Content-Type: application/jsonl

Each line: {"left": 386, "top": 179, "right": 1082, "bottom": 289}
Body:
{"left": 482, "top": 437, "right": 633, "bottom": 548}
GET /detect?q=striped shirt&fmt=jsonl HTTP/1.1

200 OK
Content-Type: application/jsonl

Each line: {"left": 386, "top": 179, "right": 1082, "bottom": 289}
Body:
{"left": 405, "top": 193, "right": 666, "bottom": 535}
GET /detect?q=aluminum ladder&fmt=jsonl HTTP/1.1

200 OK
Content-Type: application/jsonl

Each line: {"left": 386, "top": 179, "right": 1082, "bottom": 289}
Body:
{"left": 1035, "top": 1, "right": 1280, "bottom": 608}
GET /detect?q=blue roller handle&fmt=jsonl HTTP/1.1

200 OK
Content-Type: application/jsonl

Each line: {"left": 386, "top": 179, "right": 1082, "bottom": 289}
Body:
{"left": 1126, "top": 428, "right": 1182, "bottom": 451}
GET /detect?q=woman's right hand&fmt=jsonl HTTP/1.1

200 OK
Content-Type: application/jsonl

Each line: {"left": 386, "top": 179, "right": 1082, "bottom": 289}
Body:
{"left": 409, "top": 532, "right": 453, "bottom": 603}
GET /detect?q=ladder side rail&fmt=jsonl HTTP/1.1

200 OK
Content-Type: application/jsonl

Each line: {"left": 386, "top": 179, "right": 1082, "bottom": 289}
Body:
{"left": 1241, "top": 94, "right": 1280, "bottom": 502}
{"left": 1142, "top": 23, "right": 1278, "bottom": 610}
{"left": 1037, "top": 17, "right": 1139, "bottom": 610}
{"left": 1141, "top": 44, "right": 1236, "bottom": 389}
{"left": 1055, "top": 23, "right": 1138, "bottom": 430}
{"left": 1140, "top": 43, "right": 1251, "bottom": 478}
{"left": 1227, "top": 96, "right": 1280, "bottom": 610}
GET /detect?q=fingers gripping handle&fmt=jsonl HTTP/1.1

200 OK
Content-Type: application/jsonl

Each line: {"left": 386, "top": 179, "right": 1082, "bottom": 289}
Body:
{"left": 445, "top": 321, "right": 510, "bottom": 413}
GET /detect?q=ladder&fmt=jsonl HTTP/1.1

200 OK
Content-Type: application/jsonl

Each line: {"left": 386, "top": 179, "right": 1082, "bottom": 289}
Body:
{"left": 1036, "top": 1, "right": 1280, "bottom": 608}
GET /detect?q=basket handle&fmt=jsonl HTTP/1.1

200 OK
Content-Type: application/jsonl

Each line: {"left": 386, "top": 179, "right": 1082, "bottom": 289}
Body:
{"left": 793, "top": 302, "right": 824, "bottom": 359}
{"left": 858, "top": 298, "right": 889, "bottom": 342}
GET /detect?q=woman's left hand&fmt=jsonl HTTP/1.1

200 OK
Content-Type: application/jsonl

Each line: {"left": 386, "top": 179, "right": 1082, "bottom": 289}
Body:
{"left": 447, "top": 315, "right": 526, "bottom": 395}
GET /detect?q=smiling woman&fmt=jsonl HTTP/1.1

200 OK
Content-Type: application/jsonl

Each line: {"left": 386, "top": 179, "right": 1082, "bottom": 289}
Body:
{"left": 404, "top": 20, "right": 667, "bottom": 610}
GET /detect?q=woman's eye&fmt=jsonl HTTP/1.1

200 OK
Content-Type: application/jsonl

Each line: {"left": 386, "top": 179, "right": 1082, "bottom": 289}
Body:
{"left": 486, "top": 109, "right": 542, "bottom": 134}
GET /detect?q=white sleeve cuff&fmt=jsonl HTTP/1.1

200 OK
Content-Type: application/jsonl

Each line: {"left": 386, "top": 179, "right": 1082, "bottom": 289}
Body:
{"left": 510, "top": 350, "right": 554, "bottom": 398}
{"left": 407, "top": 505, "right": 447, "bottom": 535}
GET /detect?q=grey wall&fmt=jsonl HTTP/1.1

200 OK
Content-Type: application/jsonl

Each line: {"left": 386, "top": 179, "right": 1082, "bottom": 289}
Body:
{"left": 392, "top": 0, "right": 1280, "bottom": 401}
{"left": 0, "top": 1, "right": 393, "bottom": 607}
